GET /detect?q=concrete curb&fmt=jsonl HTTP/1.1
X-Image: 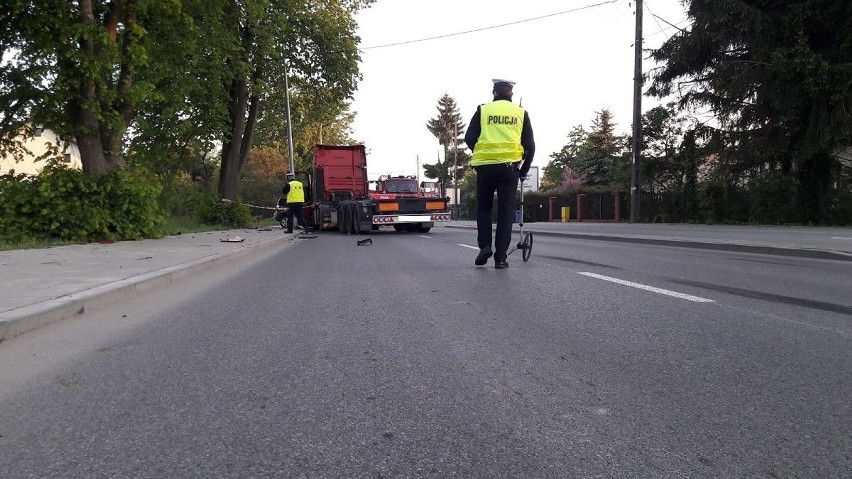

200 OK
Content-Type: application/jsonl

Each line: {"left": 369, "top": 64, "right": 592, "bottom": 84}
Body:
{"left": 445, "top": 225, "right": 852, "bottom": 262}
{"left": 0, "top": 234, "right": 293, "bottom": 343}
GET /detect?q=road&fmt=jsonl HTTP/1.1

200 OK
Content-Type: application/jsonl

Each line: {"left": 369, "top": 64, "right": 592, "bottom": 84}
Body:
{"left": 1, "top": 226, "right": 850, "bottom": 478}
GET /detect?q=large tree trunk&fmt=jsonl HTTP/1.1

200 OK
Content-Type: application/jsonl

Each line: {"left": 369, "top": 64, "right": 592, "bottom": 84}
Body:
{"left": 74, "top": 0, "right": 134, "bottom": 175}
{"left": 219, "top": 76, "right": 249, "bottom": 200}
{"left": 76, "top": 0, "right": 108, "bottom": 174}
{"left": 238, "top": 91, "right": 261, "bottom": 174}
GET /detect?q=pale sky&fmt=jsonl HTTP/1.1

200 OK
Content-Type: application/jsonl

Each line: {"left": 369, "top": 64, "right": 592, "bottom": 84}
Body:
{"left": 350, "top": 0, "right": 690, "bottom": 180}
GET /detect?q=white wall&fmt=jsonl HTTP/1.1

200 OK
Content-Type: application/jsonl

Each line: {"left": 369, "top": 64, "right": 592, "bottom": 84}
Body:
{"left": 0, "top": 128, "right": 82, "bottom": 175}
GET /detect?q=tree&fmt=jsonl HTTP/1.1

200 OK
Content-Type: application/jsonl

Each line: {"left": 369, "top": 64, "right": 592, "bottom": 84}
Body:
{"left": 253, "top": 92, "right": 359, "bottom": 175}
{"left": 0, "top": 0, "right": 199, "bottom": 174}
{"left": 425, "top": 94, "right": 466, "bottom": 196}
{"left": 215, "top": 0, "right": 372, "bottom": 200}
{"left": 649, "top": 0, "right": 852, "bottom": 223}
{"left": 559, "top": 167, "right": 584, "bottom": 192}
{"left": 543, "top": 125, "right": 587, "bottom": 190}
{"left": 581, "top": 109, "right": 628, "bottom": 188}
{"left": 126, "top": 0, "right": 235, "bottom": 177}
{"left": 640, "top": 104, "right": 687, "bottom": 193}
{"left": 243, "top": 145, "right": 288, "bottom": 180}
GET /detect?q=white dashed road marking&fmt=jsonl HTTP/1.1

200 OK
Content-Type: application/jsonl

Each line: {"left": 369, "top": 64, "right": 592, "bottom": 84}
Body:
{"left": 456, "top": 244, "right": 714, "bottom": 303}
{"left": 577, "top": 272, "right": 715, "bottom": 303}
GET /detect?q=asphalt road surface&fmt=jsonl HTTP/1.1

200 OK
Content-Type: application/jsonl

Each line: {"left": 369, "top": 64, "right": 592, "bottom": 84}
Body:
{"left": 1, "top": 226, "right": 850, "bottom": 478}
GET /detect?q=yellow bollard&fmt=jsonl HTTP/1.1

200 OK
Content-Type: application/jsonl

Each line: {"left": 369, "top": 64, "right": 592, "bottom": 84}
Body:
{"left": 561, "top": 206, "right": 570, "bottom": 222}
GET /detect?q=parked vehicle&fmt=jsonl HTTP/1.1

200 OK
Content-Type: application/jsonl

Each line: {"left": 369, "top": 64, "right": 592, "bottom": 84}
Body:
{"left": 305, "top": 144, "right": 451, "bottom": 233}
{"left": 272, "top": 197, "right": 289, "bottom": 229}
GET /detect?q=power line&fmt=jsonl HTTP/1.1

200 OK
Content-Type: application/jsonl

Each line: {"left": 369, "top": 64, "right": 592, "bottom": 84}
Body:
{"left": 361, "top": 0, "right": 619, "bottom": 50}
{"left": 644, "top": 0, "right": 691, "bottom": 36}
{"left": 643, "top": 2, "right": 671, "bottom": 41}
{"left": 651, "top": 13, "right": 690, "bottom": 34}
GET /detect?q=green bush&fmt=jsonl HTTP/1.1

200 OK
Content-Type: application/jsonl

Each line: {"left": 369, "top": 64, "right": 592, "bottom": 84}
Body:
{"left": 238, "top": 178, "right": 282, "bottom": 209}
{"left": 194, "top": 192, "right": 255, "bottom": 228}
{"left": 159, "top": 172, "right": 208, "bottom": 219}
{"left": 824, "top": 183, "right": 852, "bottom": 225}
{"left": 747, "top": 172, "right": 801, "bottom": 224}
{"left": 0, "top": 164, "right": 166, "bottom": 243}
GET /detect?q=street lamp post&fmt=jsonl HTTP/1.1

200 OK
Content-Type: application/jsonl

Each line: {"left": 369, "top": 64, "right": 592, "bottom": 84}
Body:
{"left": 283, "top": 57, "right": 295, "bottom": 174}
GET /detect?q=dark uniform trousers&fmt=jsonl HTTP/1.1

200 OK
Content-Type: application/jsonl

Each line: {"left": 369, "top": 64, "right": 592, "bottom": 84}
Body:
{"left": 286, "top": 202, "right": 304, "bottom": 233}
{"left": 475, "top": 162, "right": 520, "bottom": 262}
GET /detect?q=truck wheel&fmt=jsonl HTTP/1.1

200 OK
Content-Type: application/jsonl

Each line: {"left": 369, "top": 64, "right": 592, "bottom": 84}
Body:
{"left": 312, "top": 208, "right": 322, "bottom": 231}
{"left": 346, "top": 205, "right": 355, "bottom": 234}
{"left": 345, "top": 206, "right": 353, "bottom": 234}
{"left": 353, "top": 208, "right": 370, "bottom": 234}
{"left": 416, "top": 226, "right": 431, "bottom": 233}
{"left": 352, "top": 206, "right": 362, "bottom": 234}
{"left": 338, "top": 206, "right": 348, "bottom": 234}
{"left": 393, "top": 225, "right": 405, "bottom": 232}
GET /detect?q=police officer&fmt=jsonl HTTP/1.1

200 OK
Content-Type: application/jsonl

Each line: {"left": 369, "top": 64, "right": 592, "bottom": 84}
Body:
{"left": 464, "top": 79, "right": 535, "bottom": 269}
{"left": 282, "top": 172, "right": 305, "bottom": 233}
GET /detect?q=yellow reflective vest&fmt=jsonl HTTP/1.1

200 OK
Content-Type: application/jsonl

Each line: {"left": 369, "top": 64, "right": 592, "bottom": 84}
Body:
{"left": 286, "top": 180, "right": 305, "bottom": 203}
{"left": 471, "top": 100, "right": 525, "bottom": 166}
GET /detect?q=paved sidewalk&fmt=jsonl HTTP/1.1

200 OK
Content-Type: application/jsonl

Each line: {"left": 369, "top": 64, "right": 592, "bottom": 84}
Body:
{"left": 448, "top": 221, "right": 852, "bottom": 261}
{"left": 0, "top": 227, "right": 297, "bottom": 342}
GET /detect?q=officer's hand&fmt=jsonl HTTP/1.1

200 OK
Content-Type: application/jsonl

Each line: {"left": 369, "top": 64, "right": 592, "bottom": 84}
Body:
{"left": 519, "top": 172, "right": 528, "bottom": 182}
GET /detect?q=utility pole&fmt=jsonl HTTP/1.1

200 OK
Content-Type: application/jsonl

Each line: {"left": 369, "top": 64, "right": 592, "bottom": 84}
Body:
{"left": 629, "top": 0, "right": 643, "bottom": 223}
{"left": 453, "top": 123, "right": 459, "bottom": 208}
{"left": 283, "top": 57, "right": 295, "bottom": 175}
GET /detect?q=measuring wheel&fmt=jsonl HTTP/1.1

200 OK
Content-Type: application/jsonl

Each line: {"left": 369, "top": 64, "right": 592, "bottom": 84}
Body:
{"left": 521, "top": 232, "right": 533, "bottom": 261}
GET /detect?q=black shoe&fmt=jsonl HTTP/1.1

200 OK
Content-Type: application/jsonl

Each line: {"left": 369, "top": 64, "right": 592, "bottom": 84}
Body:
{"left": 494, "top": 260, "right": 509, "bottom": 269}
{"left": 474, "top": 247, "right": 493, "bottom": 266}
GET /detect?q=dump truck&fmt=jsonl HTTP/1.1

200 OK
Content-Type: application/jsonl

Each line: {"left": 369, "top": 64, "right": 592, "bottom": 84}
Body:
{"left": 305, "top": 144, "right": 451, "bottom": 233}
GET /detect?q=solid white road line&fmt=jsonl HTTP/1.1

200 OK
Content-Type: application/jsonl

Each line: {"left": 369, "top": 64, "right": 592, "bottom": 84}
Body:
{"left": 831, "top": 237, "right": 852, "bottom": 240}
{"left": 458, "top": 244, "right": 479, "bottom": 250}
{"left": 577, "top": 272, "right": 715, "bottom": 303}
{"left": 419, "top": 235, "right": 432, "bottom": 239}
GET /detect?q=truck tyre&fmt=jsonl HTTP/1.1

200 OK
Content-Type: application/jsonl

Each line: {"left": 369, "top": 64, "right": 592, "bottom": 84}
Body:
{"left": 353, "top": 207, "right": 365, "bottom": 234}
{"left": 416, "top": 226, "right": 431, "bottom": 233}
{"left": 345, "top": 206, "right": 353, "bottom": 234}
{"left": 312, "top": 208, "right": 322, "bottom": 231}
{"left": 393, "top": 225, "right": 405, "bottom": 232}
{"left": 338, "top": 206, "right": 349, "bottom": 234}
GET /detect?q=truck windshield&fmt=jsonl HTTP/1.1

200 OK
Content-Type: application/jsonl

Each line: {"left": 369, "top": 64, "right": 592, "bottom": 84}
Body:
{"left": 386, "top": 180, "right": 418, "bottom": 193}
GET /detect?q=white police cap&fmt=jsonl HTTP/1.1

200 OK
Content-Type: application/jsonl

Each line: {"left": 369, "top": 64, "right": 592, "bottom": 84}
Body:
{"left": 492, "top": 78, "right": 516, "bottom": 89}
